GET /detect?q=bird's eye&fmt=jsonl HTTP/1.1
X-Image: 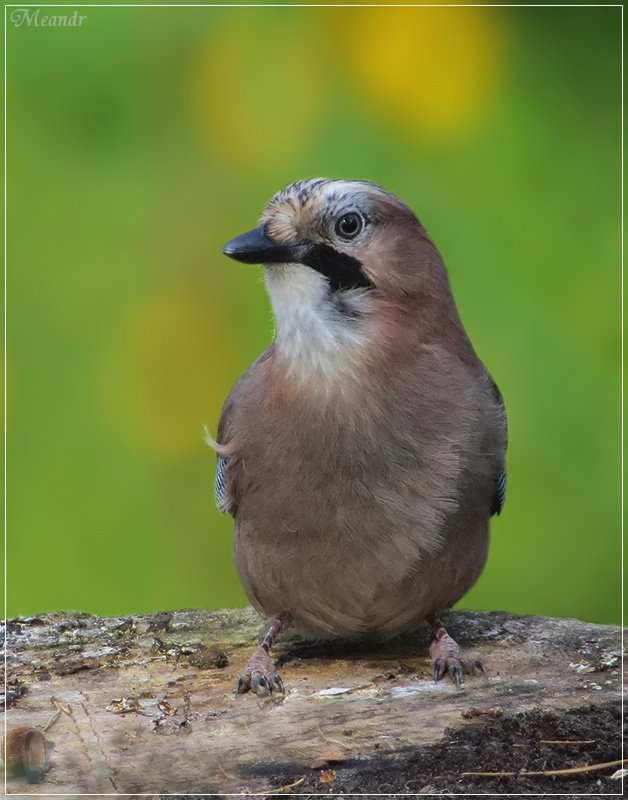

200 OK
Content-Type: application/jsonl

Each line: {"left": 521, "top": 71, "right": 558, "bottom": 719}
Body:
{"left": 335, "top": 212, "right": 364, "bottom": 240}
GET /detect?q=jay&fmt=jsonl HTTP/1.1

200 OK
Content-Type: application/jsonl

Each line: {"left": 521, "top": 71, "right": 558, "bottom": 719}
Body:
{"left": 214, "top": 179, "right": 507, "bottom": 695}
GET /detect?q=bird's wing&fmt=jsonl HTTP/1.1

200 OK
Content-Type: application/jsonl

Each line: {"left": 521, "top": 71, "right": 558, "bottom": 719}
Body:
{"left": 487, "top": 375, "right": 508, "bottom": 517}
{"left": 491, "top": 468, "right": 507, "bottom": 516}
{"left": 214, "top": 388, "right": 239, "bottom": 517}
{"left": 215, "top": 455, "right": 231, "bottom": 514}
{"left": 213, "top": 345, "right": 275, "bottom": 518}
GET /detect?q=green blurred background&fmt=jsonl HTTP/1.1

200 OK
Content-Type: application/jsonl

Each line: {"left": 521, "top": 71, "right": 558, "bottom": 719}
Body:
{"left": 6, "top": 4, "right": 621, "bottom": 624}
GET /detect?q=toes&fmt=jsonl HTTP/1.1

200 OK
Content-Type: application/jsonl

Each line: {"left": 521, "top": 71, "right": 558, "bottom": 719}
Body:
{"left": 428, "top": 620, "right": 487, "bottom": 686}
{"left": 433, "top": 658, "right": 465, "bottom": 684}
{"left": 235, "top": 642, "right": 284, "bottom": 697}
{"left": 433, "top": 658, "right": 447, "bottom": 681}
{"left": 251, "top": 670, "right": 272, "bottom": 697}
{"left": 459, "top": 658, "right": 486, "bottom": 678}
{"left": 429, "top": 626, "right": 482, "bottom": 685}
{"left": 268, "top": 672, "right": 284, "bottom": 694}
{"left": 235, "top": 669, "right": 284, "bottom": 697}
{"left": 450, "top": 662, "right": 465, "bottom": 686}
{"left": 472, "top": 659, "right": 487, "bottom": 677}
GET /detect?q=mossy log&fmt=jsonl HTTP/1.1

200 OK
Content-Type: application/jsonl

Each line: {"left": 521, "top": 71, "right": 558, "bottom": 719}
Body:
{"left": 3, "top": 607, "right": 624, "bottom": 796}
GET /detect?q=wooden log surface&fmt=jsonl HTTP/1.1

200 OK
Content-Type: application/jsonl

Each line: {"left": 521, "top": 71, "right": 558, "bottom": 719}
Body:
{"left": 3, "top": 607, "right": 624, "bottom": 796}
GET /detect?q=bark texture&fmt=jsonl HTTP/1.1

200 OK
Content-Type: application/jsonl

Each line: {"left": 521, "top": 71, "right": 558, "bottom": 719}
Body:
{"left": 3, "top": 607, "right": 624, "bottom": 796}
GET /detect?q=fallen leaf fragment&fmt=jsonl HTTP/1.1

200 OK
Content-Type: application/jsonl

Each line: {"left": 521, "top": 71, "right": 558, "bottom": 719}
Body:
{"left": 106, "top": 697, "right": 140, "bottom": 714}
{"left": 157, "top": 699, "right": 176, "bottom": 716}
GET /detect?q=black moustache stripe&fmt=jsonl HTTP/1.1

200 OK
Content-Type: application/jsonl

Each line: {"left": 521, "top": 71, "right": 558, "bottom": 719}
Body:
{"left": 301, "top": 243, "right": 375, "bottom": 293}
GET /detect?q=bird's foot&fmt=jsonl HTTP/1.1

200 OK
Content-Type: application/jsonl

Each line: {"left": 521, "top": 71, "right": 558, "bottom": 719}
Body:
{"left": 236, "top": 646, "right": 284, "bottom": 696}
{"left": 236, "top": 617, "right": 285, "bottom": 697}
{"left": 428, "top": 620, "right": 486, "bottom": 686}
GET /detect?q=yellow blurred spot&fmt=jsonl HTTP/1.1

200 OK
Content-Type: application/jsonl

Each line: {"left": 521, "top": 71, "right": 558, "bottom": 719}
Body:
{"left": 333, "top": 6, "right": 508, "bottom": 143}
{"left": 103, "top": 293, "right": 231, "bottom": 459}
{"left": 193, "top": 14, "right": 325, "bottom": 167}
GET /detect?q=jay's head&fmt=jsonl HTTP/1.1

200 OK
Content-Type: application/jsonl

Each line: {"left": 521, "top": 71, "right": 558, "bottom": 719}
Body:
{"left": 222, "top": 179, "right": 454, "bottom": 380}
{"left": 223, "top": 178, "right": 444, "bottom": 300}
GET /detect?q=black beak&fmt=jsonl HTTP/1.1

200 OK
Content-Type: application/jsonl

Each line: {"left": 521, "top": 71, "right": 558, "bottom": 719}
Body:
{"left": 222, "top": 225, "right": 308, "bottom": 265}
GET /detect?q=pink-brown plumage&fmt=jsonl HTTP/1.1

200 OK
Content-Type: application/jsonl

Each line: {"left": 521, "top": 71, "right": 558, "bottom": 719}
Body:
{"left": 216, "top": 179, "right": 507, "bottom": 693}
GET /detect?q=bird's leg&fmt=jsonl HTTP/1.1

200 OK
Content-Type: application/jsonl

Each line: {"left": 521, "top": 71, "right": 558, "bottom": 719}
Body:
{"left": 236, "top": 617, "right": 285, "bottom": 697}
{"left": 427, "top": 615, "right": 486, "bottom": 686}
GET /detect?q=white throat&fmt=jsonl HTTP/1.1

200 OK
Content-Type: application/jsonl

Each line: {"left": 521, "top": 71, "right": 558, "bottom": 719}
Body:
{"left": 264, "top": 265, "right": 372, "bottom": 384}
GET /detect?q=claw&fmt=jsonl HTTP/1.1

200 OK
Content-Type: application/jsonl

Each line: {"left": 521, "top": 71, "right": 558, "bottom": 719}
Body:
{"left": 451, "top": 663, "right": 464, "bottom": 686}
{"left": 251, "top": 671, "right": 272, "bottom": 697}
{"left": 235, "top": 618, "right": 286, "bottom": 697}
{"left": 433, "top": 659, "right": 447, "bottom": 681}
{"left": 268, "top": 673, "right": 284, "bottom": 694}
{"left": 472, "top": 659, "right": 487, "bottom": 678}
{"left": 235, "top": 636, "right": 285, "bottom": 696}
{"left": 428, "top": 617, "right": 485, "bottom": 686}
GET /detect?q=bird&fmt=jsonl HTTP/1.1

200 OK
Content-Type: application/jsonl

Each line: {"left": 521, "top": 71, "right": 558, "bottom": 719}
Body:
{"left": 213, "top": 178, "right": 507, "bottom": 695}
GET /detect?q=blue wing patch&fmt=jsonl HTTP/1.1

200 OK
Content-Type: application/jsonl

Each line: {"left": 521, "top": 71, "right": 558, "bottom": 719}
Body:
{"left": 491, "top": 469, "right": 507, "bottom": 516}
{"left": 215, "top": 457, "right": 230, "bottom": 514}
